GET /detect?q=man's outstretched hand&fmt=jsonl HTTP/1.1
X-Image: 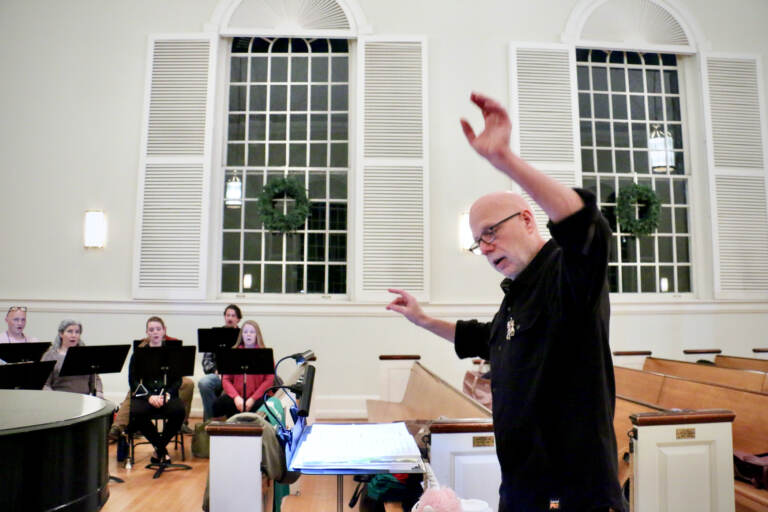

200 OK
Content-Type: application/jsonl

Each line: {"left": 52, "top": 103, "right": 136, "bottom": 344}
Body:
{"left": 460, "top": 92, "right": 513, "bottom": 170}
{"left": 386, "top": 288, "right": 426, "bottom": 326}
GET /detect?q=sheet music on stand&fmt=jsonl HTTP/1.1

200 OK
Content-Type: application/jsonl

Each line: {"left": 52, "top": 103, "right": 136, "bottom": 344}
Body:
{"left": 290, "top": 422, "right": 423, "bottom": 473}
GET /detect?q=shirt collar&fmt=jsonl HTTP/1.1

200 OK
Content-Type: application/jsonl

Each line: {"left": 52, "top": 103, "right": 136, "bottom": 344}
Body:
{"left": 500, "top": 239, "right": 558, "bottom": 295}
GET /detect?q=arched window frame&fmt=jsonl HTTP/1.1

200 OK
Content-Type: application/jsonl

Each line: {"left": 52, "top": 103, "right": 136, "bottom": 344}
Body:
{"left": 507, "top": 0, "right": 768, "bottom": 301}
{"left": 132, "top": 0, "right": 430, "bottom": 302}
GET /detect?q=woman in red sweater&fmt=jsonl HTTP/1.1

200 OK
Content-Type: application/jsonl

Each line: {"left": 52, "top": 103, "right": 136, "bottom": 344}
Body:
{"left": 212, "top": 320, "right": 274, "bottom": 418}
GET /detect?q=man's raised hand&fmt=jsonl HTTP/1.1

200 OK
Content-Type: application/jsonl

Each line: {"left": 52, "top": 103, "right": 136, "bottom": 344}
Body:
{"left": 460, "top": 92, "right": 514, "bottom": 170}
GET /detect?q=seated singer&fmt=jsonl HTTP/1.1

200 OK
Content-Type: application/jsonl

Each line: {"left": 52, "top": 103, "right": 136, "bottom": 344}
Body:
{"left": 212, "top": 320, "right": 274, "bottom": 418}
{"left": 127, "top": 316, "right": 186, "bottom": 464}
{"left": 109, "top": 317, "right": 194, "bottom": 440}
{"left": 42, "top": 319, "right": 103, "bottom": 397}
{"left": 198, "top": 303, "right": 242, "bottom": 420}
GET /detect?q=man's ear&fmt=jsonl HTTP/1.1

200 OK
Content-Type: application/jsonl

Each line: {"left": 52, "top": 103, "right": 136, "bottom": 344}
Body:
{"left": 520, "top": 209, "right": 537, "bottom": 234}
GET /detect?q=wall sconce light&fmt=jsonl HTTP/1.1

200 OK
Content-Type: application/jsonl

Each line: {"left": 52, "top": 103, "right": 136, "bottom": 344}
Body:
{"left": 84, "top": 210, "right": 107, "bottom": 248}
{"left": 649, "top": 124, "right": 675, "bottom": 173}
{"left": 225, "top": 175, "right": 243, "bottom": 208}
{"left": 459, "top": 212, "right": 474, "bottom": 253}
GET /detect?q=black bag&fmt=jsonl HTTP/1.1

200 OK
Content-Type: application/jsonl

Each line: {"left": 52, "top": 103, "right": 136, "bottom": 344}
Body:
{"left": 734, "top": 450, "right": 768, "bottom": 489}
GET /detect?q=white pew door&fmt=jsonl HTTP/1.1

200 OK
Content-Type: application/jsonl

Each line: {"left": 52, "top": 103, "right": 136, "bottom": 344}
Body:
{"left": 430, "top": 431, "right": 500, "bottom": 511}
{"left": 632, "top": 416, "right": 735, "bottom": 512}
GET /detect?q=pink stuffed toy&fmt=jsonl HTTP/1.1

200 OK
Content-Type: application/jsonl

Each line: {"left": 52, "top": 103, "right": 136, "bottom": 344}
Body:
{"left": 411, "top": 487, "right": 463, "bottom": 512}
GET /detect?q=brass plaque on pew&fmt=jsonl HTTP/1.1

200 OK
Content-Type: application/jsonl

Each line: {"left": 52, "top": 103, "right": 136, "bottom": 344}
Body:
{"left": 473, "top": 435, "right": 495, "bottom": 447}
{"left": 676, "top": 428, "right": 696, "bottom": 440}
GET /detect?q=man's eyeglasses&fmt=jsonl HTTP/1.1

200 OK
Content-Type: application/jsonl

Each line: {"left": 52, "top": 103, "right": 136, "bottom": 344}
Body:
{"left": 468, "top": 212, "right": 521, "bottom": 254}
{"left": 7, "top": 306, "right": 27, "bottom": 313}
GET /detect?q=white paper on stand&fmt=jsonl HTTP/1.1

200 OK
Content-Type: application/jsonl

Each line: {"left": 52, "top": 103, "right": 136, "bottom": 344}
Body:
{"left": 290, "top": 422, "right": 422, "bottom": 472}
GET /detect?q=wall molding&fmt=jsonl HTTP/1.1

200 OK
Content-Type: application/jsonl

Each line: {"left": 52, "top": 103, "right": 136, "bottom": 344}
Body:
{"left": 5, "top": 297, "right": 768, "bottom": 318}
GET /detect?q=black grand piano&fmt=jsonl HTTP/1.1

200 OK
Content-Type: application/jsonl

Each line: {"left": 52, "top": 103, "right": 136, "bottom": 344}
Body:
{"left": 0, "top": 389, "right": 113, "bottom": 511}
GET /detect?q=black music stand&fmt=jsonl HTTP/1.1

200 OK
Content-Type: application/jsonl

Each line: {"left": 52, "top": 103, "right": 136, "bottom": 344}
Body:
{"left": 216, "top": 348, "right": 274, "bottom": 412}
{"left": 132, "top": 346, "right": 196, "bottom": 478}
{"left": 197, "top": 328, "right": 239, "bottom": 364}
{"left": 60, "top": 345, "right": 131, "bottom": 396}
{"left": 0, "top": 360, "right": 56, "bottom": 390}
{"left": 59, "top": 344, "right": 131, "bottom": 483}
{"left": 0, "top": 342, "right": 51, "bottom": 363}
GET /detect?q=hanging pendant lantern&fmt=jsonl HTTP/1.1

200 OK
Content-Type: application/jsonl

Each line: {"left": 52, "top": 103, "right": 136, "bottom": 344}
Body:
{"left": 225, "top": 175, "right": 243, "bottom": 208}
{"left": 649, "top": 124, "right": 675, "bottom": 173}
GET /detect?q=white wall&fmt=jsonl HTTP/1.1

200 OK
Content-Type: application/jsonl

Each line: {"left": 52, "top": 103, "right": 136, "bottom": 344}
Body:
{"left": 2, "top": 0, "right": 768, "bottom": 417}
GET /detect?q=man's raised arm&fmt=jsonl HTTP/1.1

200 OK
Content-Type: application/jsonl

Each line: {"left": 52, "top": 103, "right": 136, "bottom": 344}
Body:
{"left": 386, "top": 289, "right": 456, "bottom": 343}
{"left": 460, "top": 92, "right": 583, "bottom": 223}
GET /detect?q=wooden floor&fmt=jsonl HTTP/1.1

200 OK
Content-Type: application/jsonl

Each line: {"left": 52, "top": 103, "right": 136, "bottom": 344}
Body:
{"left": 103, "top": 422, "right": 209, "bottom": 512}
{"left": 102, "top": 418, "right": 374, "bottom": 512}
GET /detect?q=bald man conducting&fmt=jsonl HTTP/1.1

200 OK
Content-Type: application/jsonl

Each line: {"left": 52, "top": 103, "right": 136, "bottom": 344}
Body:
{"left": 387, "top": 93, "right": 625, "bottom": 512}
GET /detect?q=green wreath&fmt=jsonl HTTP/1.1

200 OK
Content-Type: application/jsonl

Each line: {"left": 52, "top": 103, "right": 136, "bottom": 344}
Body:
{"left": 617, "top": 184, "right": 661, "bottom": 236}
{"left": 255, "top": 177, "right": 310, "bottom": 233}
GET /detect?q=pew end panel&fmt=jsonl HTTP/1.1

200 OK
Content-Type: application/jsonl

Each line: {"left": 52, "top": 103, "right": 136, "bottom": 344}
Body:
{"left": 630, "top": 410, "right": 736, "bottom": 512}
{"left": 207, "top": 422, "right": 264, "bottom": 512}
{"left": 378, "top": 355, "right": 422, "bottom": 403}
{"left": 429, "top": 422, "right": 499, "bottom": 512}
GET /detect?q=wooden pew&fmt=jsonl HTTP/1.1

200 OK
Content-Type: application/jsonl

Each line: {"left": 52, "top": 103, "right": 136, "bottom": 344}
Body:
{"left": 367, "top": 361, "right": 491, "bottom": 423}
{"left": 615, "top": 366, "right": 768, "bottom": 511}
{"left": 370, "top": 361, "right": 668, "bottom": 497}
{"left": 368, "top": 361, "right": 498, "bottom": 509}
{"left": 616, "top": 366, "right": 768, "bottom": 454}
{"left": 643, "top": 357, "right": 768, "bottom": 393}
{"left": 716, "top": 354, "right": 768, "bottom": 374}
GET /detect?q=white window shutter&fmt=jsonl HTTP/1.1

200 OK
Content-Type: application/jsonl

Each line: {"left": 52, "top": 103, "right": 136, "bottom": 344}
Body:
{"left": 702, "top": 55, "right": 768, "bottom": 298}
{"left": 355, "top": 37, "right": 428, "bottom": 302}
{"left": 132, "top": 35, "right": 218, "bottom": 299}
{"left": 508, "top": 44, "right": 580, "bottom": 239}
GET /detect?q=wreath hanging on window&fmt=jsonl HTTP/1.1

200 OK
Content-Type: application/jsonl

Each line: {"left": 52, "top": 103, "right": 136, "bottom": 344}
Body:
{"left": 616, "top": 184, "right": 661, "bottom": 236}
{"left": 255, "top": 177, "right": 310, "bottom": 233}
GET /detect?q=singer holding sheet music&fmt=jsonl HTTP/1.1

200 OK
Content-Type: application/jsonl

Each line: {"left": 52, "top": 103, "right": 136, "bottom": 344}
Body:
{"left": 42, "top": 320, "right": 103, "bottom": 397}
{"left": 126, "top": 316, "right": 186, "bottom": 464}
{"left": 212, "top": 320, "right": 274, "bottom": 418}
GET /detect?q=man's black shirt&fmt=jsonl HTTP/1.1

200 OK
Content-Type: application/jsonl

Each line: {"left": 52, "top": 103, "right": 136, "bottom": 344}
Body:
{"left": 455, "top": 189, "right": 626, "bottom": 511}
